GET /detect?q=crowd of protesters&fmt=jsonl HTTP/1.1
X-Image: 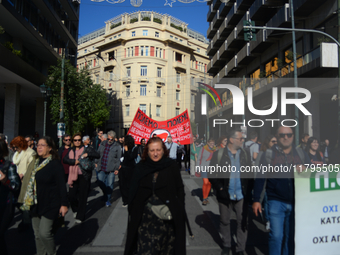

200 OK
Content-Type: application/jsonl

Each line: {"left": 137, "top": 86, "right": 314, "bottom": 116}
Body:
{"left": 0, "top": 127, "right": 339, "bottom": 255}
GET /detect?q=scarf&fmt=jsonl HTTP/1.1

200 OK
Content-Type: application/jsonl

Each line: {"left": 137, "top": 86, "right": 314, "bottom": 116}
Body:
{"left": 68, "top": 147, "right": 85, "bottom": 187}
{"left": 21, "top": 155, "right": 52, "bottom": 211}
{"left": 203, "top": 144, "right": 216, "bottom": 161}
{"left": 128, "top": 156, "right": 174, "bottom": 204}
{"left": 12, "top": 150, "right": 24, "bottom": 165}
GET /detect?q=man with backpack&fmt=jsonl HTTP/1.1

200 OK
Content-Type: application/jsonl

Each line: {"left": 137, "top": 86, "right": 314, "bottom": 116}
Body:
{"left": 252, "top": 126, "right": 311, "bottom": 255}
{"left": 209, "top": 128, "right": 252, "bottom": 255}
{"left": 244, "top": 131, "right": 259, "bottom": 165}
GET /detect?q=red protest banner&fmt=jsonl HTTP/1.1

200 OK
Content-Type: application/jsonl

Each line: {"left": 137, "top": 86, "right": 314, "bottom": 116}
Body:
{"left": 127, "top": 109, "right": 193, "bottom": 145}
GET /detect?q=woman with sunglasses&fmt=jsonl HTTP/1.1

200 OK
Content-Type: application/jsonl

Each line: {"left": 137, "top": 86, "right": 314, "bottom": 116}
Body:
{"left": 21, "top": 136, "right": 68, "bottom": 255}
{"left": 305, "top": 137, "right": 325, "bottom": 166}
{"left": 63, "top": 133, "right": 99, "bottom": 223}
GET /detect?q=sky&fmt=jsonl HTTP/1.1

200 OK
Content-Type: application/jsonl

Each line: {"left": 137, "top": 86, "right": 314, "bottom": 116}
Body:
{"left": 78, "top": 0, "right": 209, "bottom": 39}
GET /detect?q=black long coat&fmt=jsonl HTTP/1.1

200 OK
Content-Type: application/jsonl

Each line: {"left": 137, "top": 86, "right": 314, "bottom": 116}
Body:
{"left": 124, "top": 160, "right": 186, "bottom": 255}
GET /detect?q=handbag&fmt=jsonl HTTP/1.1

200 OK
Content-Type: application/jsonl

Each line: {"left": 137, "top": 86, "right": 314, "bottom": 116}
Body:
{"left": 148, "top": 172, "right": 172, "bottom": 221}
{"left": 78, "top": 149, "right": 95, "bottom": 172}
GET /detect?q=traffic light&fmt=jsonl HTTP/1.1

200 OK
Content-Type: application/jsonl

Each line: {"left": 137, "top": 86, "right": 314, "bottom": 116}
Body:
{"left": 243, "top": 20, "right": 256, "bottom": 41}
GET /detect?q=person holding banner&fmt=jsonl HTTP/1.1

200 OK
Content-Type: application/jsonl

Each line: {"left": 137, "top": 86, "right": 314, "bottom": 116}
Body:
{"left": 252, "top": 126, "right": 311, "bottom": 255}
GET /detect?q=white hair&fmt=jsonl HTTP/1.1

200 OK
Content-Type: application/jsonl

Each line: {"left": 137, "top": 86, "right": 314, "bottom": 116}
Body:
{"left": 102, "top": 134, "right": 108, "bottom": 139}
{"left": 107, "top": 130, "right": 116, "bottom": 138}
{"left": 82, "top": 136, "right": 90, "bottom": 143}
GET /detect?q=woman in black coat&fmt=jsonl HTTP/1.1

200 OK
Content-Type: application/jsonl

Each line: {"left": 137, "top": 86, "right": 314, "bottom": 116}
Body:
{"left": 124, "top": 137, "right": 186, "bottom": 255}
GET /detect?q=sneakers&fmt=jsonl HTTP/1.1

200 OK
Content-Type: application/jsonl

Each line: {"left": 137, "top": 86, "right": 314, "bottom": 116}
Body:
{"left": 202, "top": 199, "right": 209, "bottom": 206}
{"left": 106, "top": 201, "right": 112, "bottom": 207}
{"left": 75, "top": 219, "right": 82, "bottom": 224}
{"left": 122, "top": 204, "right": 128, "bottom": 207}
{"left": 73, "top": 212, "right": 77, "bottom": 218}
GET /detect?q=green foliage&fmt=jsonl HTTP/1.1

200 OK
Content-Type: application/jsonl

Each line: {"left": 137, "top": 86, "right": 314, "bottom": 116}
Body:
{"left": 46, "top": 60, "right": 111, "bottom": 134}
{"left": 259, "top": 71, "right": 267, "bottom": 78}
{"left": 317, "top": 36, "right": 331, "bottom": 45}
{"left": 3, "top": 41, "right": 22, "bottom": 56}
{"left": 286, "top": 51, "right": 294, "bottom": 61}
{"left": 0, "top": 26, "right": 4, "bottom": 34}
{"left": 190, "top": 122, "right": 197, "bottom": 136}
{"left": 170, "top": 23, "right": 183, "bottom": 32}
{"left": 130, "top": 18, "right": 138, "bottom": 24}
{"left": 142, "top": 16, "right": 150, "bottom": 21}
{"left": 110, "top": 22, "right": 122, "bottom": 29}
{"left": 153, "top": 18, "right": 162, "bottom": 24}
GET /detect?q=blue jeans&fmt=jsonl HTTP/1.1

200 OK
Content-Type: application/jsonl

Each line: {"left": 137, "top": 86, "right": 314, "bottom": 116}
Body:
{"left": 97, "top": 171, "right": 116, "bottom": 202}
{"left": 267, "top": 200, "right": 294, "bottom": 255}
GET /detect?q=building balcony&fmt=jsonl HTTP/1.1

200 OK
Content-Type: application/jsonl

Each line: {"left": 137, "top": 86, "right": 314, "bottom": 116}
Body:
{"left": 237, "top": 42, "right": 256, "bottom": 66}
{"left": 226, "top": 55, "right": 238, "bottom": 74}
{"left": 249, "top": 0, "right": 284, "bottom": 22}
{"left": 266, "top": 3, "right": 290, "bottom": 37}
{"left": 207, "top": 59, "right": 220, "bottom": 75}
{"left": 249, "top": 28, "right": 274, "bottom": 54}
{"left": 236, "top": 0, "right": 256, "bottom": 12}
{"left": 155, "top": 77, "right": 165, "bottom": 84}
{"left": 207, "top": 3, "right": 216, "bottom": 22}
{"left": 173, "top": 61, "right": 187, "bottom": 71}
{"left": 122, "top": 77, "right": 132, "bottom": 84}
{"left": 212, "top": 0, "right": 221, "bottom": 11}
{"left": 211, "top": 29, "right": 226, "bottom": 50}
{"left": 219, "top": 40, "right": 235, "bottom": 60}
{"left": 236, "top": 11, "right": 250, "bottom": 37}
{"left": 225, "top": 2, "right": 246, "bottom": 29}
{"left": 207, "top": 21, "right": 217, "bottom": 39}
{"left": 218, "top": 65, "right": 228, "bottom": 81}
{"left": 226, "top": 27, "right": 244, "bottom": 51}
{"left": 219, "top": 1, "right": 235, "bottom": 17}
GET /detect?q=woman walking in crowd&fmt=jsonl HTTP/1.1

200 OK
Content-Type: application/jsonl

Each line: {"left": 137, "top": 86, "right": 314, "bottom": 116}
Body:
{"left": 0, "top": 140, "right": 20, "bottom": 255}
{"left": 63, "top": 133, "right": 99, "bottom": 223}
{"left": 21, "top": 136, "right": 68, "bottom": 255}
{"left": 10, "top": 136, "right": 36, "bottom": 180}
{"left": 216, "top": 135, "right": 228, "bottom": 150}
{"left": 125, "top": 137, "right": 186, "bottom": 255}
{"left": 197, "top": 138, "right": 216, "bottom": 205}
{"left": 10, "top": 136, "right": 36, "bottom": 231}
{"left": 305, "top": 137, "right": 325, "bottom": 165}
{"left": 119, "top": 135, "right": 138, "bottom": 207}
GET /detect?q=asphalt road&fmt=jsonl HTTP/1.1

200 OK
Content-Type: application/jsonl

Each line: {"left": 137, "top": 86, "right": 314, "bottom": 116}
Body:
{"left": 6, "top": 168, "right": 269, "bottom": 255}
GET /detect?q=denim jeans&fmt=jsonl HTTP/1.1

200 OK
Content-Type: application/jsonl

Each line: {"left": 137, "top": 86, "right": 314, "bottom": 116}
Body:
{"left": 97, "top": 171, "right": 116, "bottom": 202}
{"left": 267, "top": 200, "right": 294, "bottom": 255}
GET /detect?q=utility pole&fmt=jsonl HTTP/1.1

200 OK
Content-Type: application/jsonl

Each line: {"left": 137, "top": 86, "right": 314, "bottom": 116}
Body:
{"left": 290, "top": 0, "right": 300, "bottom": 146}
{"left": 59, "top": 48, "right": 65, "bottom": 148}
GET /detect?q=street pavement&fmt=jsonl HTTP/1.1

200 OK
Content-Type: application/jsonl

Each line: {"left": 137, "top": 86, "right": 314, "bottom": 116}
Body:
{"left": 6, "top": 168, "right": 269, "bottom": 255}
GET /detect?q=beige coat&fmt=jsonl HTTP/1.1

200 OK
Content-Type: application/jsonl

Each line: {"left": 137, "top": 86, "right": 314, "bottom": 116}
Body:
{"left": 12, "top": 147, "right": 36, "bottom": 176}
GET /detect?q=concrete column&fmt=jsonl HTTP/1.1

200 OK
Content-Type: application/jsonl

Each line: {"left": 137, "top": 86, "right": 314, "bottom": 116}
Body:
{"left": 4, "top": 84, "right": 20, "bottom": 142}
{"left": 35, "top": 98, "right": 44, "bottom": 138}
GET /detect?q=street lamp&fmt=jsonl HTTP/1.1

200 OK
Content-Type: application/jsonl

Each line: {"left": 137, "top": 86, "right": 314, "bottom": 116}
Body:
{"left": 40, "top": 84, "right": 52, "bottom": 136}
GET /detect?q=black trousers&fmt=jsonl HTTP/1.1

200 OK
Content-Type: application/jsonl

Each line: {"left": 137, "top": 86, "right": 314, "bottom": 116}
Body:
{"left": 119, "top": 166, "right": 133, "bottom": 205}
{"left": 69, "top": 175, "right": 90, "bottom": 221}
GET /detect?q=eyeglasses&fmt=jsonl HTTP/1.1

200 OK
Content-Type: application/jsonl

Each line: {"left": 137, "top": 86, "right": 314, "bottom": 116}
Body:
{"left": 64, "top": 139, "right": 71, "bottom": 142}
{"left": 73, "top": 139, "right": 81, "bottom": 142}
{"left": 233, "top": 137, "right": 245, "bottom": 141}
{"left": 108, "top": 138, "right": 114, "bottom": 141}
{"left": 270, "top": 140, "right": 277, "bottom": 143}
{"left": 279, "top": 133, "right": 293, "bottom": 138}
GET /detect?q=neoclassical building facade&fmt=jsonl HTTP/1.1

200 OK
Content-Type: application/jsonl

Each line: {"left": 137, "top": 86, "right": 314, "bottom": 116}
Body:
{"left": 77, "top": 11, "right": 211, "bottom": 136}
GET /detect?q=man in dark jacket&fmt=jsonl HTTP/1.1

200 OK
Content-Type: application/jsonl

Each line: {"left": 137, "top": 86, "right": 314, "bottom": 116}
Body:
{"left": 97, "top": 130, "right": 121, "bottom": 207}
{"left": 92, "top": 129, "right": 103, "bottom": 151}
{"left": 209, "top": 128, "right": 252, "bottom": 255}
{"left": 252, "top": 126, "right": 310, "bottom": 255}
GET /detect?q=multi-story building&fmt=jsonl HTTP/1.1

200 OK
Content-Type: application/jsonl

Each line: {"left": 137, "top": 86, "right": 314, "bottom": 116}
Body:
{"left": 77, "top": 11, "right": 211, "bottom": 136}
{"left": 0, "top": 0, "right": 80, "bottom": 141}
{"left": 206, "top": 0, "right": 339, "bottom": 143}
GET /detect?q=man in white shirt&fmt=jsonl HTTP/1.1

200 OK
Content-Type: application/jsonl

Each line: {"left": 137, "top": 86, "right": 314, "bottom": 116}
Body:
{"left": 165, "top": 136, "right": 178, "bottom": 160}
